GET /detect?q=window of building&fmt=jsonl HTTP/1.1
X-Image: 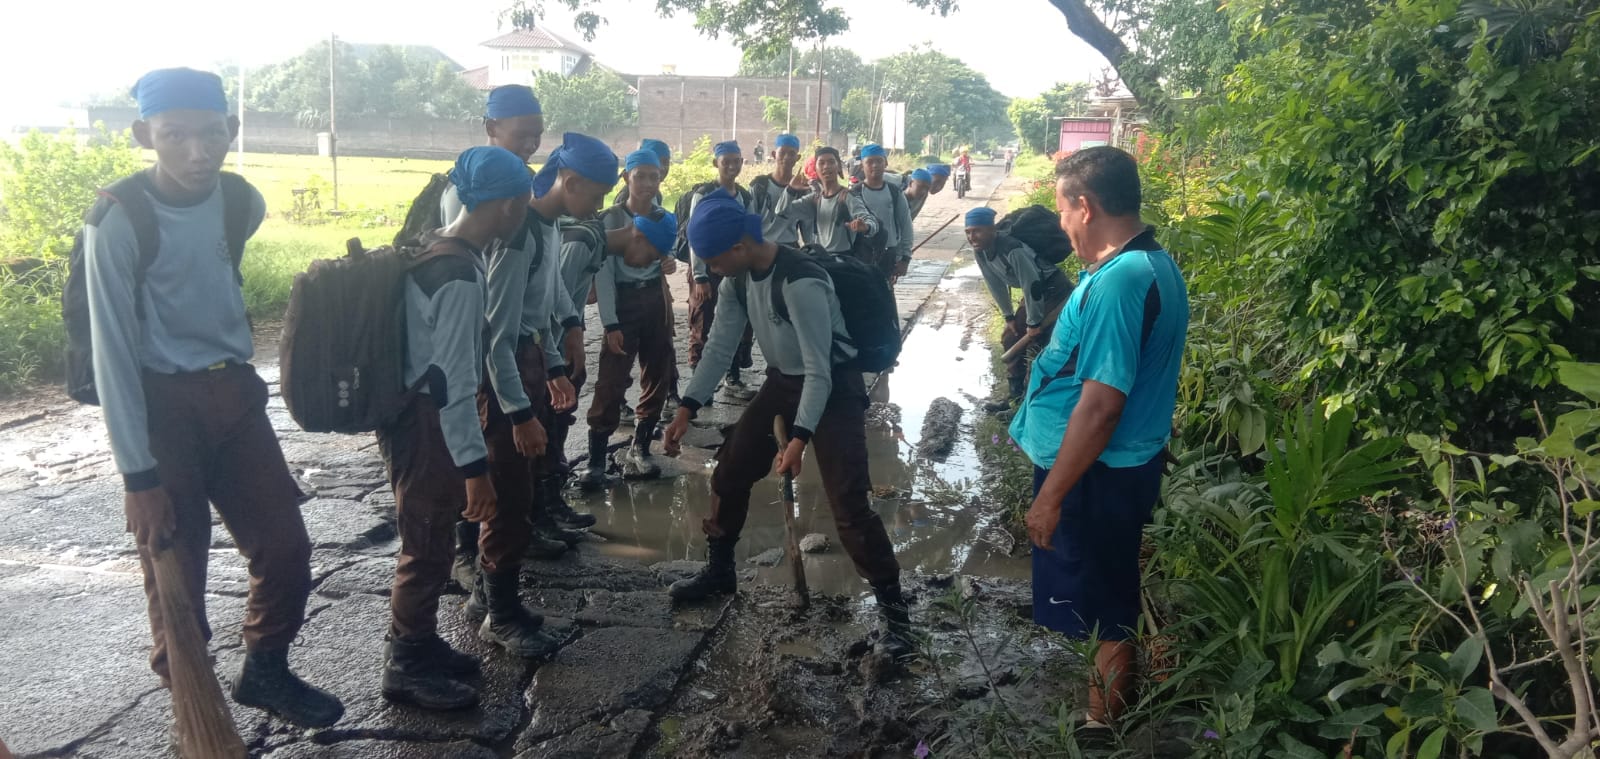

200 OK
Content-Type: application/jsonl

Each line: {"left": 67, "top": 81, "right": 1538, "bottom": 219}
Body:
{"left": 562, "top": 53, "right": 578, "bottom": 74}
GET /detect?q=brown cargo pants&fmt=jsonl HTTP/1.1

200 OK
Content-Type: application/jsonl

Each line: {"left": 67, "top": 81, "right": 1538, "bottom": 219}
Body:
{"left": 704, "top": 367, "right": 901, "bottom": 587}
{"left": 377, "top": 393, "right": 465, "bottom": 639}
{"left": 476, "top": 336, "right": 550, "bottom": 574}
{"left": 588, "top": 280, "right": 676, "bottom": 435}
{"left": 138, "top": 363, "right": 311, "bottom": 680}
{"left": 685, "top": 269, "right": 754, "bottom": 370}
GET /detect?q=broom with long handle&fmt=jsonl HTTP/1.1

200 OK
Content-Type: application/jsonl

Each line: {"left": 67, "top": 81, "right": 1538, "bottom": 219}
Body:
{"left": 150, "top": 539, "right": 247, "bottom": 759}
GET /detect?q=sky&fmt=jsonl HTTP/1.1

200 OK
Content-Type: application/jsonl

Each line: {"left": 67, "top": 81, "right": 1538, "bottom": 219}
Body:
{"left": 0, "top": 0, "right": 1109, "bottom": 128}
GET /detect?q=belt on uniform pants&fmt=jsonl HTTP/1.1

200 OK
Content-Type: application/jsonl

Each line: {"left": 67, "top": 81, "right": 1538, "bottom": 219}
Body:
{"left": 617, "top": 277, "right": 663, "bottom": 291}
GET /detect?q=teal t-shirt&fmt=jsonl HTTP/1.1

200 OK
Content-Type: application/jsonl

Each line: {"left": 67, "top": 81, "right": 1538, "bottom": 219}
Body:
{"left": 1010, "top": 230, "right": 1189, "bottom": 469}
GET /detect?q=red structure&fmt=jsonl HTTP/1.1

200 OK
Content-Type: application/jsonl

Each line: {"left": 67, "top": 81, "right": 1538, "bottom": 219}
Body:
{"left": 1058, "top": 118, "right": 1115, "bottom": 154}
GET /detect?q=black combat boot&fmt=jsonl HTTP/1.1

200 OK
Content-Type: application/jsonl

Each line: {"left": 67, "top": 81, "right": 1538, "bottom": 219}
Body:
{"left": 231, "top": 647, "right": 345, "bottom": 728}
{"left": 382, "top": 635, "right": 479, "bottom": 710}
{"left": 539, "top": 472, "right": 596, "bottom": 529}
{"left": 871, "top": 582, "right": 917, "bottom": 661}
{"left": 451, "top": 520, "right": 479, "bottom": 591}
{"left": 578, "top": 431, "right": 610, "bottom": 491}
{"left": 984, "top": 376, "right": 1028, "bottom": 415}
{"left": 479, "top": 568, "right": 560, "bottom": 659}
{"left": 523, "top": 482, "right": 572, "bottom": 559}
{"left": 619, "top": 420, "right": 663, "bottom": 479}
{"left": 531, "top": 480, "right": 587, "bottom": 549}
{"left": 668, "top": 538, "right": 738, "bottom": 601}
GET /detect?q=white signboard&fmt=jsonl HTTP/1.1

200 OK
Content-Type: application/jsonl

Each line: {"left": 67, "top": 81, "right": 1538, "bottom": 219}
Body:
{"left": 880, "top": 101, "right": 907, "bottom": 151}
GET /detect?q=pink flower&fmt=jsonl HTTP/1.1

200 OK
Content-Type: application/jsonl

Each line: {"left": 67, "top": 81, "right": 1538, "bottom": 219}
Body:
{"left": 914, "top": 740, "right": 932, "bottom": 758}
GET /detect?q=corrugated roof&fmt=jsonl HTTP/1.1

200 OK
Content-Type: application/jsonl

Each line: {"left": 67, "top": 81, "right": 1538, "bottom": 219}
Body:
{"left": 480, "top": 28, "right": 592, "bottom": 56}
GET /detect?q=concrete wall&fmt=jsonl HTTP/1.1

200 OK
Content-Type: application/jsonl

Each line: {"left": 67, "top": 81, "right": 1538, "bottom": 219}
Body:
{"left": 85, "top": 106, "right": 642, "bottom": 161}
{"left": 633, "top": 75, "right": 846, "bottom": 156}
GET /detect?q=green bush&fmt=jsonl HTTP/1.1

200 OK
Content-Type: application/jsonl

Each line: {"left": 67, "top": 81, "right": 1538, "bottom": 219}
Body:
{"left": 0, "top": 262, "right": 66, "bottom": 393}
{"left": 0, "top": 125, "right": 142, "bottom": 259}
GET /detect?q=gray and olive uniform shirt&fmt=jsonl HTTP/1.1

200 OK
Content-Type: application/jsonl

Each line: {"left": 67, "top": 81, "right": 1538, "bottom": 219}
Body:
{"left": 681, "top": 248, "right": 856, "bottom": 441}
{"left": 595, "top": 203, "right": 668, "bottom": 329}
{"left": 775, "top": 184, "right": 877, "bottom": 254}
{"left": 856, "top": 179, "right": 914, "bottom": 264}
{"left": 84, "top": 173, "right": 266, "bottom": 489}
{"left": 977, "top": 234, "right": 1073, "bottom": 327}
{"left": 688, "top": 183, "right": 753, "bottom": 283}
{"left": 556, "top": 218, "right": 605, "bottom": 322}
{"left": 402, "top": 232, "right": 490, "bottom": 475}
{"left": 748, "top": 175, "right": 803, "bottom": 245}
{"left": 442, "top": 189, "right": 580, "bottom": 417}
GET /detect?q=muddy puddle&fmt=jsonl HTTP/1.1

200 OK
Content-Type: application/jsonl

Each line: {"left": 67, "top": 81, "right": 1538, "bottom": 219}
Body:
{"left": 574, "top": 264, "right": 1029, "bottom": 596}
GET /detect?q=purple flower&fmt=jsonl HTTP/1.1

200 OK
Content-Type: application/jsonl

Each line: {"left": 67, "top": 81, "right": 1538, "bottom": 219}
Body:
{"left": 915, "top": 740, "right": 932, "bottom": 758}
{"left": 991, "top": 434, "right": 1000, "bottom": 445}
{"left": 1203, "top": 729, "right": 1220, "bottom": 740}
{"left": 1442, "top": 518, "right": 1457, "bottom": 531}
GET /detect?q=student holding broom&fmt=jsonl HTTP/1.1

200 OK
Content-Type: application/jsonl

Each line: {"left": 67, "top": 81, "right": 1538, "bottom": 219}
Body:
{"left": 81, "top": 67, "right": 342, "bottom": 727}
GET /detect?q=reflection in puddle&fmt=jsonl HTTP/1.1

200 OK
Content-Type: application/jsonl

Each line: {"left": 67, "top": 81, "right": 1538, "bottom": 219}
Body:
{"left": 575, "top": 267, "right": 1030, "bottom": 595}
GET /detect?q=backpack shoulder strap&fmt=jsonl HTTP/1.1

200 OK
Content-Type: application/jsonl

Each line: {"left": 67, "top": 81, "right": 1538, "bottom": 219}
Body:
{"left": 97, "top": 173, "right": 160, "bottom": 281}
{"left": 218, "top": 172, "right": 253, "bottom": 268}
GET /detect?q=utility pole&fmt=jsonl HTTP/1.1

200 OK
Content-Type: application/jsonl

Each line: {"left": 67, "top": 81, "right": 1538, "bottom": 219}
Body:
{"left": 813, "top": 39, "right": 825, "bottom": 144}
{"left": 785, "top": 35, "right": 794, "bottom": 134}
{"left": 329, "top": 32, "right": 340, "bottom": 212}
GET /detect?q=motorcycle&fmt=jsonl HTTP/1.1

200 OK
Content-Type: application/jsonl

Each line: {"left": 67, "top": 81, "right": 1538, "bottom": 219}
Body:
{"left": 954, "top": 164, "right": 971, "bottom": 199}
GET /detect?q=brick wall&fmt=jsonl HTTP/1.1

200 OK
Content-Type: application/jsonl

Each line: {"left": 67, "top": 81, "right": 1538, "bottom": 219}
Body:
{"left": 633, "top": 76, "right": 845, "bottom": 156}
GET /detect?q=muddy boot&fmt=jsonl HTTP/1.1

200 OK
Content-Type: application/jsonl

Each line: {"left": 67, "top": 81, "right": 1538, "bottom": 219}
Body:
{"left": 722, "top": 368, "right": 756, "bottom": 401}
{"left": 450, "top": 520, "right": 479, "bottom": 591}
{"left": 669, "top": 538, "right": 738, "bottom": 601}
{"left": 522, "top": 484, "right": 572, "bottom": 560}
{"left": 871, "top": 582, "right": 917, "bottom": 661}
{"left": 619, "top": 405, "right": 637, "bottom": 425}
{"left": 231, "top": 647, "right": 345, "bottom": 728}
{"left": 382, "top": 635, "right": 479, "bottom": 710}
{"left": 539, "top": 473, "right": 596, "bottom": 529}
{"left": 620, "top": 421, "right": 663, "bottom": 479}
{"left": 984, "top": 376, "right": 1027, "bottom": 415}
{"left": 578, "top": 431, "right": 611, "bottom": 491}
{"left": 479, "top": 568, "right": 560, "bottom": 659}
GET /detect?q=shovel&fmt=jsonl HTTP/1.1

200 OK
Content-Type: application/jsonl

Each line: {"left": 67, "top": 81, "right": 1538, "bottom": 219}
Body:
{"left": 772, "top": 417, "right": 811, "bottom": 610}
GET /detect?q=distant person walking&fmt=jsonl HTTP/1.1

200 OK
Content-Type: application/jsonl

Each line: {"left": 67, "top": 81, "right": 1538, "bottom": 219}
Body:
{"left": 1011, "top": 147, "right": 1189, "bottom": 736}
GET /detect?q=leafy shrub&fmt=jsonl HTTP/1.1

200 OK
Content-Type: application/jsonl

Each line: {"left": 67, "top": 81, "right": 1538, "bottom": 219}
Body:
{"left": 0, "top": 262, "right": 66, "bottom": 393}
{"left": 0, "top": 125, "right": 142, "bottom": 259}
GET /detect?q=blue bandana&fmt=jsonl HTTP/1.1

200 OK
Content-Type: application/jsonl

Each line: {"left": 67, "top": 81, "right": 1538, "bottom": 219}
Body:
{"left": 532, "top": 132, "right": 619, "bottom": 198}
{"left": 624, "top": 149, "right": 661, "bottom": 174}
{"left": 713, "top": 141, "right": 741, "bottom": 158}
{"left": 859, "top": 143, "right": 887, "bottom": 159}
{"left": 485, "top": 85, "right": 542, "bottom": 119}
{"left": 964, "top": 207, "right": 997, "bottom": 227}
{"left": 640, "top": 138, "right": 671, "bottom": 162}
{"left": 687, "top": 194, "right": 762, "bottom": 259}
{"left": 774, "top": 134, "right": 801, "bottom": 150}
{"left": 634, "top": 212, "right": 678, "bottom": 257}
{"left": 449, "top": 146, "right": 534, "bottom": 212}
{"left": 929, "top": 164, "right": 952, "bottom": 177}
{"left": 132, "top": 68, "right": 228, "bottom": 120}
{"left": 910, "top": 168, "right": 933, "bottom": 184}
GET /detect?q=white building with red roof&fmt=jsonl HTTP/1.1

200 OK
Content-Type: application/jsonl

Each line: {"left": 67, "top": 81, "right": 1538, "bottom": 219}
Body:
{"left": 458, "top": 26, "right": 595, "bottom": 91}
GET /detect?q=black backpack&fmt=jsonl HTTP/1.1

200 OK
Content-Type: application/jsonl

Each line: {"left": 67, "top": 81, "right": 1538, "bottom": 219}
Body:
{"left": 279, "top": 236, "right": 477, "bottom": 434}
{"left": 736, "top": 247, "right": 902, "bottom": 372}
{"left": 394, "top": 173, "right": 451, "bottom": 248}
{"left": 62, "top": 171, "right": 252, "bottom": 405}
{"left": 997, "top": 204, "right": 1072, "bottom": 264}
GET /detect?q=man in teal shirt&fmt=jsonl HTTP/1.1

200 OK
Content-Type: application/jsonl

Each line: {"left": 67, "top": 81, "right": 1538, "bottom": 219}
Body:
{"left": 1010, "top": 147, "right": 1189, "bottom": 734}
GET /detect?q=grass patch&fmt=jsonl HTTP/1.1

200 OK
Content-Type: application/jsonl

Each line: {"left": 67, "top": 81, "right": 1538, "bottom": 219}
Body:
{"left": 0, "top": 263, "right": 66, "bottom": 394}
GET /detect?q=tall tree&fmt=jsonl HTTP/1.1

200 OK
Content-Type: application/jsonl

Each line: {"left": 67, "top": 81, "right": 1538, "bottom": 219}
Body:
{"left": 245, "top": 42, "right": 481, "bottom": 123}
{"left": 531, "top": 69, "right": 636, "bottom": 135}
{"left": 873, "top": 47, "right": 1010, "bottom": 148}
{"left": 1008, "top": 81, "right": 1091, "bottom": 154}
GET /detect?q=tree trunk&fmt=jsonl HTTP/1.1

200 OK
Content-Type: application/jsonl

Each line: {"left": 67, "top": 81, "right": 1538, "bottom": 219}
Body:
{"left": 1045, "top": 0, "right": 1169, "bottom": 123}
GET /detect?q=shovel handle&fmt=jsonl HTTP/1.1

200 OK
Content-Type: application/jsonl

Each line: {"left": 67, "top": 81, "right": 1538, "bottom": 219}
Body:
{"left": 773, "top": 417, "right": 796, "bottom": 501}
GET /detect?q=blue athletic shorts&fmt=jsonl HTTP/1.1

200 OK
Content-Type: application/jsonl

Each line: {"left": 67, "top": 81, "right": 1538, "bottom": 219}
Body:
{"left": 1031, "top": 456, "right": 1162, "bottom": 641}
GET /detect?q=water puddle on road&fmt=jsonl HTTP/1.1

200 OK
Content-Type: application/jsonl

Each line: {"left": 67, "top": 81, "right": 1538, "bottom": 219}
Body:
{"left": 574, "top": 265, "right": 1029, "bottom": 595}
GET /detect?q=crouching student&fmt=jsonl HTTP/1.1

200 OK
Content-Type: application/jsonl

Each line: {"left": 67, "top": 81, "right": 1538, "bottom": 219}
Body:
{"left": 662, "top": 195, "right": 915, "bottom": 660}
{"left": 378, "top": 146, "right": 533, "bottom": 711}
{"left": 965, "top": 206, "right": 1074, "bottom": 409}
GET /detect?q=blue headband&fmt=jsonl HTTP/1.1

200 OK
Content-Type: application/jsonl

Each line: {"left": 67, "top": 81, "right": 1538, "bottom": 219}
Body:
{"left": 964, "top": 207, "right": 997, "bottom": 227}
{"left": 485, "top": 85, "right": 542, "bottom": 119}
{"left": 624, "top": 149, "right": 661, "bottom": 174}
{"left": 774, "top": 134, "right": 801, "bottom": 150}
{"left": 687, "top": 194, "right": 763, "bottom": 259}
{"left": 132, "top": 68, "right": 227, "bottom": 120}
{"left": 532, "top": 132, "right": 619, "bottom": 198}
{"left": 929, "top": 164, "right": 952, "bottom": 177}
{"left": 634, "top": 212, "right": 678, "bottom": 257}
{"left": 640, "top": 138, "right": 671, "bottom": 162}
{"left": 449, "top": 146, "right": 533, "bottom": 212}
{"left": 910, "top": 168, "right": 933, "bottom": 184}
{"left": 713, "top": 141, "right": 741, "bottom": 158}
{"left": 859, "top": 143, "right": 887, "bottom": 159}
